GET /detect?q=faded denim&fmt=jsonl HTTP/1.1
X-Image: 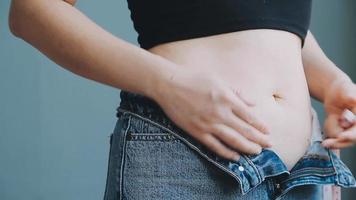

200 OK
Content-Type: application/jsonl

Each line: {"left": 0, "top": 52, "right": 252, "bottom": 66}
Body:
{"left": 103, "top": 90, "right": 356, "bottom": 200}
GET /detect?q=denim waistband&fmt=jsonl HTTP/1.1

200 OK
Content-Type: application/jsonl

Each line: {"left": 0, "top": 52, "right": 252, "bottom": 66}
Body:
{"left": 117, "top": 90, "right": 356, "bottom": 199}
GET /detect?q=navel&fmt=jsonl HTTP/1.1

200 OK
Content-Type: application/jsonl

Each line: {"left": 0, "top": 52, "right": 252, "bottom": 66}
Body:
{"left": 272, "top": 93, "right": 283, "bottom": 102}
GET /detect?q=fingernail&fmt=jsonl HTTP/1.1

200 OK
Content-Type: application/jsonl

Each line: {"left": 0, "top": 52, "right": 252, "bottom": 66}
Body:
{"left": 266, "top": 140, "right": 273, "bottom": 147}
{"left": 341, "top": 109, "right": 356, "bottom": 123}
{"left": 256, "top": 148, "right": 263, "bottom": 155}
{"left": 263, "top": 126, "right": 271, "bottom": 134}
{"left": 233, "top": 154, "right": 241, "bottom": 162}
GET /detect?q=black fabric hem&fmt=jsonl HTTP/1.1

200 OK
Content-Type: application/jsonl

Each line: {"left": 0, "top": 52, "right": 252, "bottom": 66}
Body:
{"left": 138, "top": 18, "right": 308, "bottom": 49}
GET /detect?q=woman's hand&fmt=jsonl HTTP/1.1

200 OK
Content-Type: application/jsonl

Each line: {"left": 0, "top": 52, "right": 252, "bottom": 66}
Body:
{"left": 152, "top": 68, "right": 272, "bottom": 161}
{"left": 322, "top": 79, "right": 356, "bottom": 149}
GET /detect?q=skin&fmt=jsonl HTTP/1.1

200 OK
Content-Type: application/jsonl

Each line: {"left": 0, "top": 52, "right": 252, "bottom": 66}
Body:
{"left": 149, "top": 29, "right": 312, "bottom": 170}
{"left": 322, "top": 79, "right": 356, "bottom": 149}
{"left": 301, "top": 32, "right": 356, "bottom": 149}
{"left": 8, "top": 0, "right": 355, "bottom": 169}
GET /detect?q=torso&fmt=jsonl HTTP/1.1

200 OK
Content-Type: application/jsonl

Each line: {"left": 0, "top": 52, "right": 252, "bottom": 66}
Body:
{"left": 147, "top": 29, "right": 313, "bottom": 170}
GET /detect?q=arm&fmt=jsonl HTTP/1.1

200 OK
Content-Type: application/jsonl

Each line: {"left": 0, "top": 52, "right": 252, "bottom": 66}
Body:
{"left": 8, "top": 0, "right": 273, "bottom": 161}
{"left": 301, "top": 30, "right": 352, "bottom": 200}
{"left": 8, "top": 0, "right": 178, "bottom": 100}
{"left": 301, "top": 30, "right": 353, "bottom": 103}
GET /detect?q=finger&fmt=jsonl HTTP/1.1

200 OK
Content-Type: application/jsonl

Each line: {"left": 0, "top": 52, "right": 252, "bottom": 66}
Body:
{"left": 323, "top": 138, "right": 354, "bottom": 149}
{"left": 322, "top": 138, "right": 338, "bottom": 147}
{"left": 226, "top": 92, "right": 270, "bottom": 134}
{"left": 324, "top": 114, "right": 344, "bottom": 138}
{"left": 210, "top": 123, "right": 263, "bottom": 155}
{"left": 337, "top": 125, "right": 356, "bottom": 141}
{"left": 322, "top": 136, "right": 353, "bottom": 148}
{"left": 339, "top": 117, "right": 354, "bottom": 129}
{"left": 199, "top": 133, "right": 241, "bottom": 161}
{"left": 352, "top": 107, "right": 356, "bottom": 115}
{"left": 224, "top": 110, "right": 272, "bottom": 148}
{"left": 232, "top": 87, "right": 256, "bottom": 107}
{"left": 344, "top": 87, "right": 356, "bottom": 109}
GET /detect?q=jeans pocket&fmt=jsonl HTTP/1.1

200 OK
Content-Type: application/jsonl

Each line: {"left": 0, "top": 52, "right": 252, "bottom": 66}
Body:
{"left": 120, "top": 114, "right": 240, "bottom": 199}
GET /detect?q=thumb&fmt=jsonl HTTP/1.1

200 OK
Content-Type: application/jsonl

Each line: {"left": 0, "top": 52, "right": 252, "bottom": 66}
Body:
{"left": 324, "top": 114, "right": 344, "bottom": 138}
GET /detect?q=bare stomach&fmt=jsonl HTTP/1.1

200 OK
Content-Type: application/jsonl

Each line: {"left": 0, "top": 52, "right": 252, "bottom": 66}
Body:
{"left": 147, "top": 29, "right": 313, "bottom": 170}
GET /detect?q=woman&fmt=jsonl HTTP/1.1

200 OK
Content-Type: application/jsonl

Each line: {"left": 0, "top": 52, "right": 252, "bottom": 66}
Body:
{"left": 8, "top": 0, "right": 356, "bottom": 199}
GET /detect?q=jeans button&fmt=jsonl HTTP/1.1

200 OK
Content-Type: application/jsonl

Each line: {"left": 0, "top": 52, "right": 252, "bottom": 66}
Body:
{"left": 238, "top": 166, "right": 245, "bottom": 172}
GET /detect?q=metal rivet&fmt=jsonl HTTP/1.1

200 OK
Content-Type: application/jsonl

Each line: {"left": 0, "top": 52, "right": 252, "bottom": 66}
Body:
{"left": 238, "top": 166, "right": 245, "bottom": 172}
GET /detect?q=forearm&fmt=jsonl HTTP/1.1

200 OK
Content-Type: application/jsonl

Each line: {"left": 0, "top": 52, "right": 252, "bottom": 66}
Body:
{"left": 302, "top": 30, "right": 352, "bottom": 103}
{"left": 9, "top": 0, "right": 177, "bottom": 99}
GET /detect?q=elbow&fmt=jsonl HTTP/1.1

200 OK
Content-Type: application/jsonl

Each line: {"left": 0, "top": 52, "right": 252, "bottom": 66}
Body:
{"left": 8, "top": 0, "right": 50, "bottom": 38}
{"left": 8, "top": 15, "right": 23, "bottom": 38}
{"left": 8, "top": 3, "right": 20, "bottom": 37}
{"left": 9, "top": 0, "right": 76, "bottom": 38}
{"left": 8, "top": 0, "right": 28, "bottom": 38}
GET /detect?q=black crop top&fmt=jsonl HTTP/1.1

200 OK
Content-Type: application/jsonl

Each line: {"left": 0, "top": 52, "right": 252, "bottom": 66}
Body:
{"left": 126, "top": 0, "right": 312, "bottom": 49}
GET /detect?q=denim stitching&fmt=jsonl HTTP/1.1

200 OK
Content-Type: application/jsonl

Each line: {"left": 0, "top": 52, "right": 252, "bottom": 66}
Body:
{"left": 244, "top": 154, "right": 263, "bottom": 183}
{"left": 294, "top": 167, "right": 335, "bottom": 173}
{"left": 119, "top": 115, "right": 132, "bottom": 200}
{"left": 264, "top": 170, "right": 290, "bottom": 179}
{"left": 240, "top": 154, "right": 265, "bottom": 193}
{"left": 276, "top": 182, "right": 325, "bottom": 200}
{"left": 281, "top": 171, "right": 336, "bottom": 185}
{"left": 103, "top": 132, "right": 114, "bottom": 200}
{"left": 127, "top": 133, "right": 180, "bottom": 142}
{"left": 328, "top": 149, "right": 339, "bottom": 186}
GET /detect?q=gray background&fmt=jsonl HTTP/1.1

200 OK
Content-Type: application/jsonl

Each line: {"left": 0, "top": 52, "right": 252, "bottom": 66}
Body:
{"left": 0, "top": 0, "right": 355, "bottom": 199}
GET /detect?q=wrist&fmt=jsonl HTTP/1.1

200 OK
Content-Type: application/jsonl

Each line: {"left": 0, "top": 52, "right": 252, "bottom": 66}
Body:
{"left": 323, "top": 75, "right": 353, "bottom": 102}
{"left": 142, "top": 60, "right": 181, "bottom": 103}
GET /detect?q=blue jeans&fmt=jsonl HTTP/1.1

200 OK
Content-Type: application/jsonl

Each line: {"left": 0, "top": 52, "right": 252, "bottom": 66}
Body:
{"left": 103, "top": 90, "right": 356, "bottom": 200}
